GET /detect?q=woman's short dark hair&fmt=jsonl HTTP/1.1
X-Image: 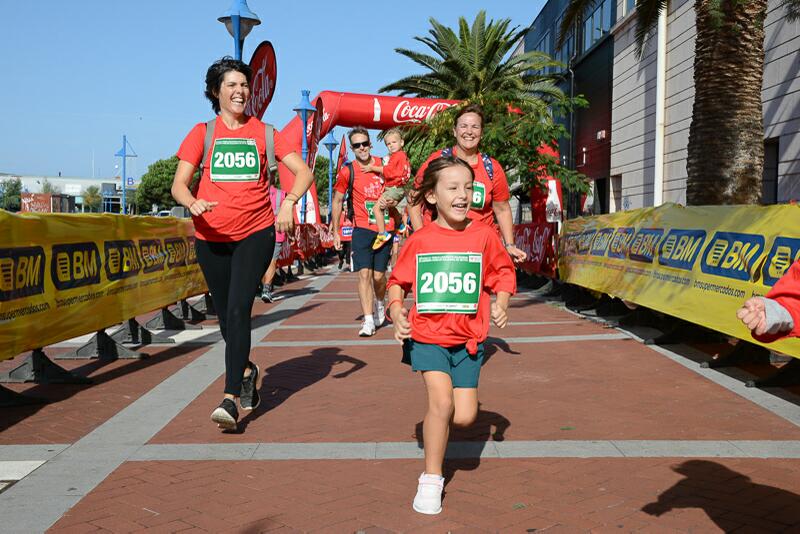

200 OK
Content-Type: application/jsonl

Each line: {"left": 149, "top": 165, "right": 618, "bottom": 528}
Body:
{"left": 411, "top": 156, "right": 474, "bottom": 218}
{"left": 204, "top": 57, "right": 252, "bottom": 114}
{"left": 454, "top": 103, "right": 485, "bottom": 128}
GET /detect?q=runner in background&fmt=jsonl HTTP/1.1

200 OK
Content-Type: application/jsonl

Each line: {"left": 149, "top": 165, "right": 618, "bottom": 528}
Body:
{"left": 333, "top": 211, "right": 354, "bottom": 271}
{"left": 386, "top": 156, "right": 516, "bottom": 515}
{"left": 171, "top": 57, "right": 314, "bottom": 432}
{"left": 331, "top": 127, "right": 398, "bottom": 337}
{"left": 408, "top": 104, "right": 526, "bottom": 264}
{"left": 260, "top": 185, "right": 286, "bottom": 303}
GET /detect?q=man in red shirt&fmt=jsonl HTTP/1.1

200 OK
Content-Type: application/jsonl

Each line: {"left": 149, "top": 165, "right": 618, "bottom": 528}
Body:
{"left": 331, "top": 127, "right": 398, "bottom": 336}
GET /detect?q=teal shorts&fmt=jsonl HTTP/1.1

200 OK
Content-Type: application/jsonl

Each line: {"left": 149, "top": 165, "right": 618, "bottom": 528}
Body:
{"left": 402, "top": 339, "right": 484, "bottom": 388}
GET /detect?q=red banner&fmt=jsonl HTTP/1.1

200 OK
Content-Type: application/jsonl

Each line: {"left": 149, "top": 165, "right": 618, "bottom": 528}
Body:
{"left": 245, "top": 41, "right": 277, "bottom": 119}
{"left": 514, "top": 221, "right": 558, "bottom": 277}
{"left": 277, "top": 93, "right": 459, "bottom": 224}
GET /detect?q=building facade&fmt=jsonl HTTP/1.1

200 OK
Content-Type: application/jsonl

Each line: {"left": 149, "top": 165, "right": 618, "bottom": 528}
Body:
{"left": 610, "top": 0, "right": 799, "bottom": 209}
{"left": 525, "top": 0, "right": 799, "bottom": 211}
{"left": 524, "top": 0, "right": 616, "bottom": 214}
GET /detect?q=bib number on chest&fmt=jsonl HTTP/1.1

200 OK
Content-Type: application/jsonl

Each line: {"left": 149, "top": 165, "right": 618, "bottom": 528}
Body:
{"left": 210, "top": 138, "right": 260, "bottom": 182}
{"left": 416, "top": 253, "right": 482, "bottom": 314}
{"left": 471, "top": 181, "right": 486, "bottom": 210}
{"left": 365, "top": 201, "right": 391, "bottom": 225}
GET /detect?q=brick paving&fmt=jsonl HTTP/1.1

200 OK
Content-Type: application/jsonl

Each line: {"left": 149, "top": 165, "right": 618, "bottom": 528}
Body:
{"left": 2, "top": 268, "right": 800, "bottom": 532}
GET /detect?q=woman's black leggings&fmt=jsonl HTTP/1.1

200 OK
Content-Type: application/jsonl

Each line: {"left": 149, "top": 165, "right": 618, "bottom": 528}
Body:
{"left": 195, "top": 226, "right": 275, "bottom": 396}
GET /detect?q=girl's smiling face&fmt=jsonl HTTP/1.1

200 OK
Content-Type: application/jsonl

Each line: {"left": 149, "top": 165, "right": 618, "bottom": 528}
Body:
{"left": 426, "top": 163, "right": 474, "bottom": 231}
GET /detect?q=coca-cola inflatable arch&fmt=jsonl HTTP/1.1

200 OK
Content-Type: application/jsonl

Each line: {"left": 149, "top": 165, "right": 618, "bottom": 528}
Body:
{"left": 277, "top": 92, "right": 459, "bottom": 223}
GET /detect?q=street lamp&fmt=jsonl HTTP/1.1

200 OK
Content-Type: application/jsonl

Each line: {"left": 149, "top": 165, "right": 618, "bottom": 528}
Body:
{"left": 218, "top": 0, "right": 261, "bottom": 61}
{"left": 114, "top": 135, "right": 137, "bottom": 215}
{"left": 322, "top": 131, "right": 339, "bottom": 224}
{"left": 293, "top": 89, "right": 315, "bottom": 224}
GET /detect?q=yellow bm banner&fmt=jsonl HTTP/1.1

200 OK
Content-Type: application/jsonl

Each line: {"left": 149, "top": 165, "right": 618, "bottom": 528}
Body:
{"left": 559, "top": 203, "right": 800, "bottom": 358}
{"left": 0, "top": 211, "right": 207, "bottom": 362}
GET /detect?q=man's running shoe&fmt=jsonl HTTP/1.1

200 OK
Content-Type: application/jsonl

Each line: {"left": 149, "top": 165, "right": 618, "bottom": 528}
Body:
{"left": 211, "top": 398, "right": 239, "bottom": 431}
{"left": 375, "top": 300, "right": 386, "bottom": 327}
{"left": 358, "top": 320, "right": 376, "bottom": 337}
{"left": 239, "top": 363, "right": 260, "bottom": 411}
{"left": 371, "top": 232, "right": 392, "bottom": 250}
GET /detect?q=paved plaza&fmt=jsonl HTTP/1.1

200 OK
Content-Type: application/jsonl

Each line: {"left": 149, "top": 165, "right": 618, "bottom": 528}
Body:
{"left": 2, "top": 267, "right": 800, "bottom": 532}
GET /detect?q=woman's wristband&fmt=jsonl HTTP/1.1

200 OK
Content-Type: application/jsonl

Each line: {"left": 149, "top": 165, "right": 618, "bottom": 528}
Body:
{"left": 387, "top": 298, "right": 403, "bottom": 313}
{"left": 285, "top": 193, "right": 300, "bottom": 203}
{"left": 188, "top": 200, "right": 197, "bottom": 210}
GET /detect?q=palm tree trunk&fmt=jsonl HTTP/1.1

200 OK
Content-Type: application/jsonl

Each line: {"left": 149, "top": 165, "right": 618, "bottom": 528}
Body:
{"left": 686, "top": 0, "right": 766, "bottom": 205}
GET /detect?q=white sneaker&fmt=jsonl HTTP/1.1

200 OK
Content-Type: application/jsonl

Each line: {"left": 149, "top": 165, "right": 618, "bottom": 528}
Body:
{"left": 374, "top": 300, "right": 386, "bottom": 327}
{"left": 358, "top": 320, "right": 376, "bottom": 337}
{"left": 413, "top": 473, "right": 444, "bottom": 515}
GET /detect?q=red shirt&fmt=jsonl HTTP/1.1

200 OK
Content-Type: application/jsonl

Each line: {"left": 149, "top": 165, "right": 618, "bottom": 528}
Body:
{"left": 415, "top": 147, "right": 510, "bottom": 226}
{"left": 388, "top": 221, "right": 516, "bottom": 353}
{"left": 334, "top": 157, "right": 395, "bottom": 232}
{"left": 177, "top": 116, "right": 293, "bottom": 242}
{"left": 754, "top": 261, "right": 800, "bottom": 343}
{"left": 383, "top": 150, "right": 411, "bottom": 187}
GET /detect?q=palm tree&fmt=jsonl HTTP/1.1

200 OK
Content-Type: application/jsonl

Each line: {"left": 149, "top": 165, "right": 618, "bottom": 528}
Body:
{"left": 379, "top": 11, "right": 564, "bottom": 106}
{"left": 82, "top": 185, "right": 102, "bottom": 212}
{"left": 558, "top": 0, "right": 799, "bottom": 205}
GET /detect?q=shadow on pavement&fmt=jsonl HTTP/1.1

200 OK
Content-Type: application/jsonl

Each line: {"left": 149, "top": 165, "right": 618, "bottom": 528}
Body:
{"left": 642, "top": 459, "right": 800, "bottom": 529}
{"left": 413, "top": 405, "right": 511, "bottom": 488}
{"left": 239, "top": 347, "right": 366, "bottom": 432}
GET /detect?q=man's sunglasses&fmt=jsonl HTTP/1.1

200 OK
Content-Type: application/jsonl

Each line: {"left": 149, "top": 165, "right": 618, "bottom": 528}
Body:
{"left": 351, "top": 141, "right": 371, "bottom": 149}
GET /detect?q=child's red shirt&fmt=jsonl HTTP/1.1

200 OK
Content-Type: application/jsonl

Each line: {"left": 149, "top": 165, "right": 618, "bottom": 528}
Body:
{"left": 387, "top": 220, "right": 516, "bottom": 354}
{"left": 383, "top": 150, "right": 411, "bottom": 188}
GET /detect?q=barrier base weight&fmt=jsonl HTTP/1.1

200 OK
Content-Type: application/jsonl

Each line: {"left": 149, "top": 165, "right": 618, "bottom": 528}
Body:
{"left": 174, "top": 299, "right": 206, "bottom": 322}
{"left": 702, "top": 341, "right": 771, "bottom": 369}
{"left": 0, "top": 385, "right": 47, "bottom": 407}
{"left": 110, "top": 318, "right": 175, "bottom": 345}
{"left": 746, "top": 359, "right": 800, "bottom": 388}
{"left": 145, "top": 307, "right": 202, "bottom": 331}
{"left": 55, "top": 331, "right": 147, "bottom": 361}
{"left": 194, "top": 293, "right": 217, "bottom": 317}
{"left": 0, "top": 349, "right": 91, "bottom": 384}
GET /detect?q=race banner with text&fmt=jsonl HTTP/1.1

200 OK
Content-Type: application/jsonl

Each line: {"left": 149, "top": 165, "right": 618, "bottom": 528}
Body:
{"left": 0, "top": 211, "right": 207, "bottom": 362}
{"left": 559, "top": 203, "right": 800, "bottom": 358}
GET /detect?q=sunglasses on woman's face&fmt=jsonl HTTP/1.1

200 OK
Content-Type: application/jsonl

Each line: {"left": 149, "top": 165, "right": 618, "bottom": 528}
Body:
{"left": 351, "top": 141, "right": 371, "bottom": 149}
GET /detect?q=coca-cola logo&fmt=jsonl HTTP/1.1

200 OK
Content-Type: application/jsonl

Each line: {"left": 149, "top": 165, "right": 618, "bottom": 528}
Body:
{"left": 515, "top": 223, "right": 552, "bottom": 265}
{"left": 392, "top": 100, "right": 453, "bottom": 124}
{"left": 245, "top": 41, "right": 277, "bottom": 120}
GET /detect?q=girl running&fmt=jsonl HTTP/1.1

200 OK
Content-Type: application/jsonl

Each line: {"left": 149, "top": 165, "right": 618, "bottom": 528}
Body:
{"left": 386, "top": 156, "right": 516, "bottom": 515}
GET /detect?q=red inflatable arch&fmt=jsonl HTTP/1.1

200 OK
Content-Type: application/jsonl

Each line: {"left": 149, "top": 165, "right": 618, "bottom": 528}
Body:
{"left": 277, "top": 93, "right": 459, "bottom": 223}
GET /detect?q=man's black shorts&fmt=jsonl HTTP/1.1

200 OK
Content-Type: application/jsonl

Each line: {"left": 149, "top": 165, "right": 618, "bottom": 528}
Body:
{"left": 351, "top": 227, "right": 392, "bottom": 272}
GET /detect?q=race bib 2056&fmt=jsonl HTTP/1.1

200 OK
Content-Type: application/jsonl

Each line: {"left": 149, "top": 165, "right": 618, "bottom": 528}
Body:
{"left": 416, "top": 252, "right": 482, "bottom": 313}
{"left": 210, "top": 138, "right": 260, "bottom": 182}
{"left": 365, "top": 201, "right": 392, "bottom": 225}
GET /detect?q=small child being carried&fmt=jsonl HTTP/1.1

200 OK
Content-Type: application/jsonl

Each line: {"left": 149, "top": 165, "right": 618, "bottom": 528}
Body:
{"left": 359, "top": 128, "right": 411, "bottom": 250}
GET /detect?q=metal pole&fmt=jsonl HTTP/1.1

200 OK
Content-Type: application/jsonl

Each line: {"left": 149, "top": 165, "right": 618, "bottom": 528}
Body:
{"left": 232, "top": 14, "right": 242, "bottom": 60}
{"left": 327, "top": 145, "right": 335, "bottom": 223}
{"left": 121, "top": 135, "right": 126, "bottom": 215}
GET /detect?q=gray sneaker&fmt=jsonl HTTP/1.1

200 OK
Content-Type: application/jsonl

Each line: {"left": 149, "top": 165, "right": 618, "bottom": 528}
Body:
{"left": 239, "top": 363, "right": 260, "bottom": 411}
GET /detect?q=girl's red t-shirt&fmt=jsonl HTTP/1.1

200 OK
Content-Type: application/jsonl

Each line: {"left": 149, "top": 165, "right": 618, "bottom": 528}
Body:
{"left": 177, "top": 116, "right": 293, "bottom": 242}
{"left": 387, "top": 220, "right": 516, "bottom": 353}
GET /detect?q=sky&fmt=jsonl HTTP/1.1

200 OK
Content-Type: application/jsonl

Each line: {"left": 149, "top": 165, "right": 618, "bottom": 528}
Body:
{"left": 0, "top": 0, "right": 545, "bottom": 180}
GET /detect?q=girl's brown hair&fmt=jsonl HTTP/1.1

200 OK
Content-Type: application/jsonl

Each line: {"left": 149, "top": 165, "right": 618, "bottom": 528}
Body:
{"left": 411, "top": 156, "right": 474, "bottom": 218}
